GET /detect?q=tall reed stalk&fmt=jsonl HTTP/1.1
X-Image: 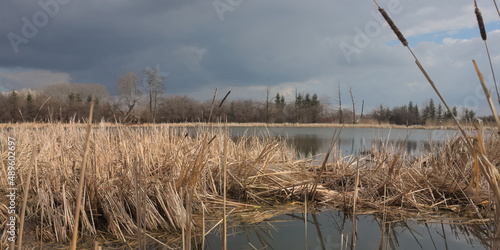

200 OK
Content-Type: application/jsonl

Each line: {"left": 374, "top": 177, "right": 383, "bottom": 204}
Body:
{"left": 351, "top": 169, "right": 359, "bottom": 250}
{"left": 374, "top": 0, "right": 500, "bottom": 247}
{"left": 17, "top": 144, "right": 37, "bottom": 249}
{"left": 222, "top": 128, "right": 228, "bottom": 250}
{"left": 70, "top": 97, "right": 95, "bottom": 250}
{"left": 495, "top": 0, "right": 500, "bottom": 18}
{"left": 473, "top": 60, "right": 500, "bottom": 132}
{"left": 374, "top": 1, "right": 470, "bottom": 143}
{"left": 474, "top": 0, "right": 500, "bottom": 105}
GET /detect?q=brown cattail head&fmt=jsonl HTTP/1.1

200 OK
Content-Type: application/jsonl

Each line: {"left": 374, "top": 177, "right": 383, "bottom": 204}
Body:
{"left": 475, "top": 7, "right": 487, "bottom": 40}
{"left": 218, "top": 90, "right": 231, "bottom": 108}
{"left": 379, "top": 7, "right": 409, "bottom": 47}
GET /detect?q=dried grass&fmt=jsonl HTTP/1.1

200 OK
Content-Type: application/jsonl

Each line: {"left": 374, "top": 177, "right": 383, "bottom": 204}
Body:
{"left": 0, "top": 122, "right": 497, "bottom": 248}
{"left": 0, "top": 123, "right": 309, "bottom": 247}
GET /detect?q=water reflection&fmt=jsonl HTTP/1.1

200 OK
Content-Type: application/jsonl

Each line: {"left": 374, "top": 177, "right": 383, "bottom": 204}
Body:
{"left": 287, "top": 136, "right": 323, "bottom": 158}
{"left": 224, "top": 126, "right": 458, "bottom": 158}
{"left": 205, "top": 210, "right": 489, "bottom": 250}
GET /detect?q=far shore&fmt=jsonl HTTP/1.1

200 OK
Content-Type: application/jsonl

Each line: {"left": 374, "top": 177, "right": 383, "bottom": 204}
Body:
{"left": 166, "top": 122, "right": 462, "bottom": 130}
{"left": 1, "top": 121, "right": 495, "bottom": 131}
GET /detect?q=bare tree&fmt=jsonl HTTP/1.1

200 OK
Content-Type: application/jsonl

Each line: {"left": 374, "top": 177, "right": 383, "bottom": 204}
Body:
{"left": 337, "top": 83, "right": 343, "bottom": 124}
{"left": 143, "top": 68, "right": 166, "bottom": 123}
{"left": 265, "top": 87, "right": 270, "bottom": 123}
{"left": 360, "top": 100, "right": 365, "bottom": 122}
{"left": 158, "top": 95, "right": 202, "bottom": 122}
{"left": 295, "top": 88, "right": 298, "bottom": 123}
{"left": 117, "top": 71, "right": 141, "bottom": 122}
{"left": 348, "top": 86, "right": 356, "bottom": 124}
{"left": 43, "top": 83, "right": 109, "bottom": 102}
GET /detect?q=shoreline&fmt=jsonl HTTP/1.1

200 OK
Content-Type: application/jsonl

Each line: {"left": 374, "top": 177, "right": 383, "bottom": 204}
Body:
{"left": 0, "top": 121, "right": 495, "bottom": 131}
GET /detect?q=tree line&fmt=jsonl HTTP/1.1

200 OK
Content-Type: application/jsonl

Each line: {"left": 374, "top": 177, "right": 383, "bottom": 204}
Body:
{"left": 371, "top": 99, "right": 476, "bottom": 126}
{"left": 0, "top": 71, "right": 481, "bottom": 124}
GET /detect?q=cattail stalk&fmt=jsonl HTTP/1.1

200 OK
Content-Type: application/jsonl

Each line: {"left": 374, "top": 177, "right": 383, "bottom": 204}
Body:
{"left": 378, "top": 7, "right": 408, "bottom": 47}
{"left": 475, "top": 2, "right": 500, "bottom": 104}
{"left": 376, "top": 3, "right": 471, "bottom": 147}
{"left": 70, "top": 97, "right": 95, "bottom": 250}
{"left": 494, "top": 0, "right": 500, "bottom": 19}
{"left": 219, "top": 90, "right": 231, "bottom": 108}
{"left": 475, "top": 6, "right": 487, "bottom": 41}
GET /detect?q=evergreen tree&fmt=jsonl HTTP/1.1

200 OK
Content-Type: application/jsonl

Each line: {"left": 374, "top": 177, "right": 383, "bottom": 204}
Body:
{"left": 275, "top": 92, "right": 281, "bottom": 105}
{"left": 8, "top": 90, "right": 19, "bottom": 121}
{"left": 27, "top": 92, "right": 33, "bottom": 103}
{"left": 26, "top": 92, "right": 35, "bottom": 121}
{"left": 437, "top": 103, "right": 443, "bottom": 120}
{"left": 429, "top": 98, "right": 436, "bottom": 120}
{"left": 311, "top": 94, "right": 319, "bottom": 106}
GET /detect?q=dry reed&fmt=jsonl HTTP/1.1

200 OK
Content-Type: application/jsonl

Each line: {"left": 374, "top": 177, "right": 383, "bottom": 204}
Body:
{"left": 0, "top": 123, "right": 309, "bottom": 247}
{"left": 17, "top": 144, "right": 38, "bottom": 249}
{"left": 0, "top": 122, "right": 498, "bottom": 248}
{"left": 474, "top": 1, "right": 500, "bottom": 104}
{"left": 373, "top": 2, "right": 500, "bottom": 247}
{"left": 70, "top": 97, "right": 95, "bottom": 250}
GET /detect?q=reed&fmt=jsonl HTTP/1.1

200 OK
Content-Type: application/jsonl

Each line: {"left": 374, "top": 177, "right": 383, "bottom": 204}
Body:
{"left": 0, "top": 122, "right": 309, "bottom": 247}
{"left": 473, "top": 60, "right": 500, "bottom": 133}
{"left": 373, "top": 1, "right": 500, "bottom": 247}
{"left": 71, "top": 97, "right": 95, "bottom": 250}
{"left": 474, "top": 1, "right": 500, "bottom": 105}
{"left": 351, "top": 169, "right": 359, "bottom": 250}
{"left": 0, "top": 122, "right": 499, "bottom": 247}
{"left": 374, "top": 1, "right": 470, "bottom": 142}
{"left": 222, "top": 129, "right": 228, "bottom": 250}
{"left": 495, "top": 0, "right": 500, "bottom": 18}
{"left": 17, "top": 144, "right": 38, "bottom": 249}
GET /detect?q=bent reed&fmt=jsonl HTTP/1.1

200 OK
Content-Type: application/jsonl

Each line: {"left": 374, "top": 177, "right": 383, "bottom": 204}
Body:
{"left": 0, "top": 123, "right": 498, "bottom": 248}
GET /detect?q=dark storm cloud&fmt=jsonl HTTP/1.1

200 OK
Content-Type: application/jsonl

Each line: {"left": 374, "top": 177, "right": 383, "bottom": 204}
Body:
{"left": 0, "top": 0, "right": 498, "bottom": 115}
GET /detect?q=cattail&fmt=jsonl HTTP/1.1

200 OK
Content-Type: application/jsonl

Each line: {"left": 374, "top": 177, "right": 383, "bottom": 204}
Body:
{"left": 378, "top": 7, "right": 409, "bottom": 47}
{"left": 207, "top": 135, "right": 217, "bottom": 145}
{"left": 475, "top": 7, "right": 487, "bottom": 40}
{"left": 218, "top": 90, "right": 231, "bottom": 108}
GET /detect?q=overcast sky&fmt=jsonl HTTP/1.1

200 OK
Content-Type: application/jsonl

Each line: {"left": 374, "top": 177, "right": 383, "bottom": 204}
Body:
{"left": 1, "top": 0, "right": 500, "bottom": 114}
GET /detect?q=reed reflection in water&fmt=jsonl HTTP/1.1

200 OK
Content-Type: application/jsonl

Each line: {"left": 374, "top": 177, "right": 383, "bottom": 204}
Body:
{"left": 205, "top": 210, "right": 488, "bottom": 250}
{"left": 224, "top": 126, "right": 457, "bottom": 159}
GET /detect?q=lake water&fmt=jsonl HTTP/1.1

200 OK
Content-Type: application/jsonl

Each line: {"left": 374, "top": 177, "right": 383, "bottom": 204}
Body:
{"left": 221, "top": 126, "right": 458, "bottom": 158}
{"left": 205, "top": 210, "right": 488, "bottom": 250}
{"left": 195, "top": 126, "right": 486, "bottom": 250}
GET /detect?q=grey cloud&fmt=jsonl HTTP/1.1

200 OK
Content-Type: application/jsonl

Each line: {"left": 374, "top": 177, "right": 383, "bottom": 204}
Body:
{"left": 0, "top": 0, "right": 498, "bottom": 116}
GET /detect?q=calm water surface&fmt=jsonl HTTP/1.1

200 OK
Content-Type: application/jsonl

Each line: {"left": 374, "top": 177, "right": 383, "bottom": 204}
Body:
{"left": 185, "top": 126, "right": 483, "bottom": 250}
{"left": 205, "top": 127, "right": 484, "bottom": 249}
{"left": 226, "top": 126, "right": 458, "bottom": 158}
{"left": 205, "top": 210, "right": 487, "bottom": 250}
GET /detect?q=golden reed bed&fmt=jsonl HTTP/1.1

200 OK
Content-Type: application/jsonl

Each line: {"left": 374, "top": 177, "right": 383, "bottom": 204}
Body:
{"left": 0, "top": 123, "right": 498, "bottom": 248}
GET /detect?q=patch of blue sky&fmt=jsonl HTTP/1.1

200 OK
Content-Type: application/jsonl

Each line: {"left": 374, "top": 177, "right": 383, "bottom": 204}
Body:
{"left": 385, "top": 21, "right": 500, "bottom": 47}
